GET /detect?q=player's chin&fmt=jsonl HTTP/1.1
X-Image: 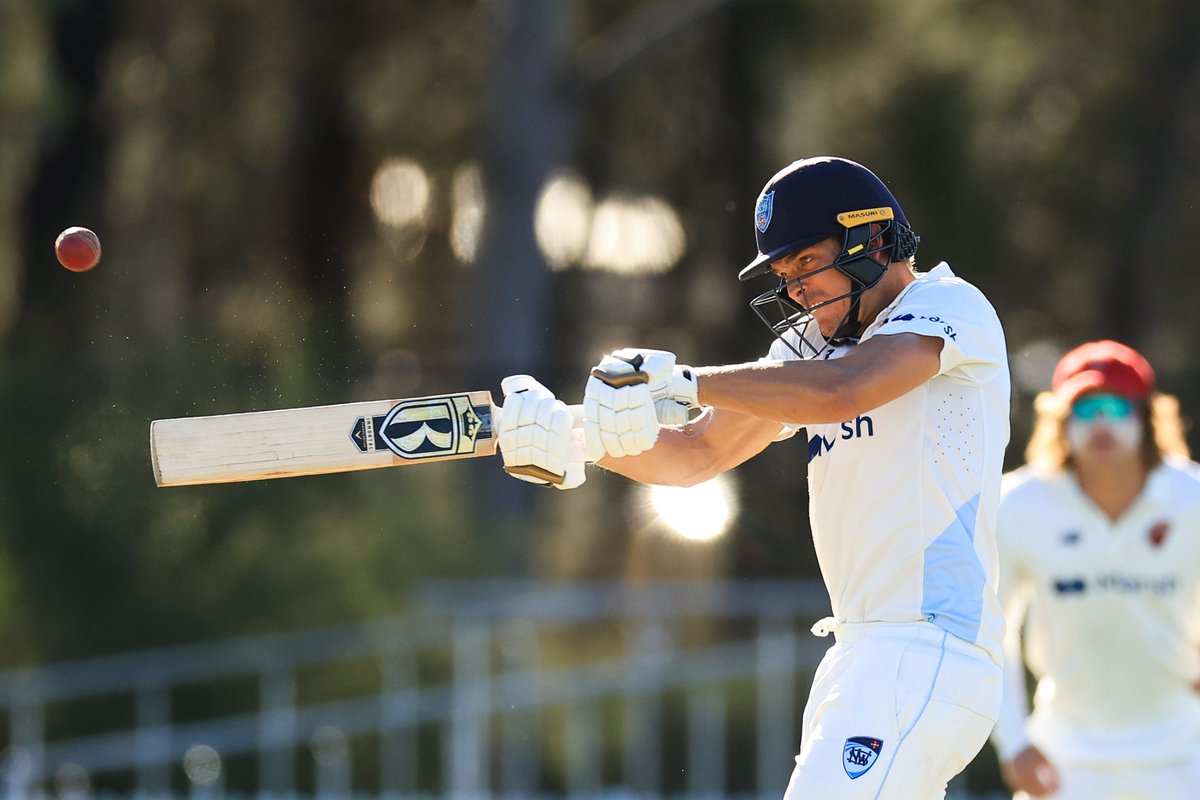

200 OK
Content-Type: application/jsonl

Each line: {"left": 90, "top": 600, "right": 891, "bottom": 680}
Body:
{"left": 813, "top": 308, "right": 845, "bottom": 336}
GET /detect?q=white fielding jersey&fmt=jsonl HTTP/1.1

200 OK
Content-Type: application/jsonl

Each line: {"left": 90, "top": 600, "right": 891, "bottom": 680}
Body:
{"left": 991, "top": 461, "right": 1200, "bottom": 766}
{"left": 770, "top": 263, "right": 1011, "bottom": 664}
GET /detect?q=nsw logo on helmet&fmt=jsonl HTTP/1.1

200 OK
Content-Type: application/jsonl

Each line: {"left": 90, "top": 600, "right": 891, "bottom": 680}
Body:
{"left": 755, "top": 191, "right": 775, "bottom": 233}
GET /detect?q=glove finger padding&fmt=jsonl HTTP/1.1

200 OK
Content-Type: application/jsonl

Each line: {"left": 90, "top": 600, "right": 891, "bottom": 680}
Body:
{"left": 601, "top": 348, "right": 700, "bottom": 428}
{"left": 604, "top": 347, "right": 700, "bottom": 429}
{"left": 498, "top": 375, "right": 585, "bottom": 489}
{"left": 583, "top": 348, "right": 703, "bottom": 459}
{"left": 583, "top": 368, "right": 659, "bottom": 461}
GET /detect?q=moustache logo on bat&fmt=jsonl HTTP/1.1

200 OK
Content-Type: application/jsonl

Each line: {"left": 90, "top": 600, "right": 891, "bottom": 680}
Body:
{"left": 350, "top": 395, "right": 489, "bottom": 459}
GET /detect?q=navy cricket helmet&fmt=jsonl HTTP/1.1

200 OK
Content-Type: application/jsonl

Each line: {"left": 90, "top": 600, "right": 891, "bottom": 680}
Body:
{"left": 739, "top": 157, "right": 921, "bottom": 356}
{"left": 739, "top": 156, "right": 918, "bottom": 281}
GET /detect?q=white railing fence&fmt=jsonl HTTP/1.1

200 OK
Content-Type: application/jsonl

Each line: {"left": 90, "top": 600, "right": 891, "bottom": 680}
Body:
{"left": 0, "top": 580, "right": 1001, "bottom": 799}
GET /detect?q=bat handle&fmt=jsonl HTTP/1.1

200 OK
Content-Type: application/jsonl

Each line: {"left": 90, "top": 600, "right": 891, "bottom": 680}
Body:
{"left": 567, "top": 404, "right": 588, "bottom": 465}
{"left": 567, "top": 403, "right": 585, "bottom": 427}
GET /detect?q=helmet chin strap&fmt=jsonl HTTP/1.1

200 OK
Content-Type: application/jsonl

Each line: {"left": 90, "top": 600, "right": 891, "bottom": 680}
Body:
{"left": 827, "top": 285, "right": 867, "bottom": 345}
{"left": 826, "top": 223, "right": 885, "bottom": 345}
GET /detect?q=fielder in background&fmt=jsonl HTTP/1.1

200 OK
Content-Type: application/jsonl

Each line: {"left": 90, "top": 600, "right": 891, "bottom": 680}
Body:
{"left": 498, "top": 156, "right": 1011, "bottom": 799}
{"left": 991, "top": 340, "right": 1200, "bottom": 800}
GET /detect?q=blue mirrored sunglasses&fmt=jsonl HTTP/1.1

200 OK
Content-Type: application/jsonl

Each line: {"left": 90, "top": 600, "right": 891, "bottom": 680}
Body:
{"left": 1071, "top": 393, "right": 1135, "bottom": 421}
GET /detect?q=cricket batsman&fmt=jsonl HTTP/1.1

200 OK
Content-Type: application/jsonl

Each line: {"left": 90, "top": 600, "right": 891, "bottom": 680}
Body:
{"left": 499, "top": 156, "right": 1011, "bottom": 798}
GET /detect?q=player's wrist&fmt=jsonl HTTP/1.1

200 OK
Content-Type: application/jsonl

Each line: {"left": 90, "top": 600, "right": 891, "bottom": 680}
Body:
{"left": 690, "top": 365, "right": 713, "bottom": 407}
{"left": 655, "top": 364, "right": 701, "bottom": 425}
{"left": 674, "top": 364, "right": 700, "bottom": 407}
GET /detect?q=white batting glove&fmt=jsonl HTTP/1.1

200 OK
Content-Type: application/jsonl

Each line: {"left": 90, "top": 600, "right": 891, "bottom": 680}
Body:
{"left": 599, "top": 348, "right": 701, "bottom": 426}
{"left": 498, "top": 375, "right": 585, "bottom": 489}
{"left": 583, "top": 348, "right": 701, "bottom": 460}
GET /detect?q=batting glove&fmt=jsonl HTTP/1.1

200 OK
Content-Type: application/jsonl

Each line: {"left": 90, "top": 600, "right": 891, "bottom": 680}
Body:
{"left": 498, "top": 375, "right": 585, "bottom": 489}
{"left": 583, "top": 348, "right": 700, "bottom": 460}
{"left": 655, "top": 363, "right": 701, "bottom": 426}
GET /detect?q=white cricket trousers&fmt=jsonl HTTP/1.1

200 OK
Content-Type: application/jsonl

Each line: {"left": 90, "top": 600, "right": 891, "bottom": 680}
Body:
{"left": 782, "top": 619, "right": 1002, "bottom": 800}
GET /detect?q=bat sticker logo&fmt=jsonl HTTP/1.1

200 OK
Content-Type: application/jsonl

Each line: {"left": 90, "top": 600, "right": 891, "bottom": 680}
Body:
{"left": 351, "top": 395, "right": 489, "bottom": 459}
{"left": 756, "top": 191, "right": 775, "bottom": 233}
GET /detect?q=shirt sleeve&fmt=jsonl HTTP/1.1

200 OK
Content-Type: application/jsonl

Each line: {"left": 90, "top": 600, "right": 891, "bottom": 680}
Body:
{"left": 870, "top": 277, "right": 1007, "bottom": 386}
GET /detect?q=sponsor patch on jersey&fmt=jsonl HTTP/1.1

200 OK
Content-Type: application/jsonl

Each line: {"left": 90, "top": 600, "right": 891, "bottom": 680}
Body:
{"left": 807, "top": 415, "right": 875, "bottom": 460}
{"left": 1053, "top": 577, "right": 1086, "bottom": 594}
{"left": 755, "top": 191, "right": 775, "bottom": 232}
{"left": 1096, "top": 572, "right": 1177, "bottom": 595}
{"left": 1148, "top": 521, "right": 1170, "bottom": 548}
{"left": 1060, "top": 530, "right": 1082, "bottom": 546}
{"left": 843, "top": 736, "right": 883, "bottom": 779}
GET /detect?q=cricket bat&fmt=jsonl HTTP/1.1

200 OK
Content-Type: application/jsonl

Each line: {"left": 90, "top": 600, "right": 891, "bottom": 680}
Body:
{"left": 150, "top": 390, "right": 586, "bottom": 487}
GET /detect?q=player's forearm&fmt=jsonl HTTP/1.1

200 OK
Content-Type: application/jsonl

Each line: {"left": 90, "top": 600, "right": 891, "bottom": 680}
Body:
{"left": 694, "top": 359, "right": 857, "bottom": 424}
{"left": 595, "top": 408, "right": 775, "bottom": 487}
{"left": 596, "top": 419, "right": 729, "bottom": 487}
{"left": 693, "top": 333, "right": 942, "bottom": 423}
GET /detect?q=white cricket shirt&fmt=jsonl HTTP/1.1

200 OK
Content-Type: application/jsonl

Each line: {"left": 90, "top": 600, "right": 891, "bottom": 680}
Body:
{"left": 991, "top": 461, "right": 1200, "bottom": 766}
{"left": 769, "top": 262, "right": 1011, "bottom": 665}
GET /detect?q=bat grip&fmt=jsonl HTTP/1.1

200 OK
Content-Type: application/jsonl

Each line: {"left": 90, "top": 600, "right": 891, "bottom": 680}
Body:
{"left": 567, "top": 404, "right": 587, "bottom": 466}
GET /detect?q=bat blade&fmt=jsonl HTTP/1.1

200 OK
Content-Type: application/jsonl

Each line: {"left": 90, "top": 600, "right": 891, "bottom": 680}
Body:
{"left": 151, "top": 391, "right": 498, "bottom": 487}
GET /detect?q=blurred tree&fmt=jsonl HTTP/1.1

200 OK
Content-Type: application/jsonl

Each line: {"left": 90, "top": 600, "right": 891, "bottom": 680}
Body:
{"left": 0, "top": 0, "right": 1196, "bottom": 685}
{"left": 3, "top": 3, "right": 1200, "bottom": 797}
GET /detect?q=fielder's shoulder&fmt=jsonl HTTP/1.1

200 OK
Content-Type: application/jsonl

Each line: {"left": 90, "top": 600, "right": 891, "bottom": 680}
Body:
{"left": 997, "top": 467, "right": 1063, "bottom": 550}
{"left": 1151, "top": 457, "right": 1200, "bottom": 509}
{"left": 1163, "top": 455, "right": 1200, "bottom": 482}
{"left": 999, "top": 465, "right": 1064, "bottom": 507}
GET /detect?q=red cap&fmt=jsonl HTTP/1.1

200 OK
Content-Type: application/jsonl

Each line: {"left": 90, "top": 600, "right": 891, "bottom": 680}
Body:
{"left": 1052, "top": 340, "right": 1156, "bottom": 405}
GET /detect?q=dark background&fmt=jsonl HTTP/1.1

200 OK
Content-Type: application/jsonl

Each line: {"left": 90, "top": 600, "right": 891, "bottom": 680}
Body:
{"left": 2, "top": 0, "right": 1197, "bottom": 716}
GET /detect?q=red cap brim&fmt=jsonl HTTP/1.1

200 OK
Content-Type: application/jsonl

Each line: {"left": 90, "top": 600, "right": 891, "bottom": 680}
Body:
{"left": 1055, "top": 369, "right": 1149, "bottom": 405}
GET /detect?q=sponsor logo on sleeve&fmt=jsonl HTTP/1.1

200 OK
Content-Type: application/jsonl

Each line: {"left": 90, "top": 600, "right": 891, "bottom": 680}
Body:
{"left": 883, "top": 312, "right": 957, "bottom": 341}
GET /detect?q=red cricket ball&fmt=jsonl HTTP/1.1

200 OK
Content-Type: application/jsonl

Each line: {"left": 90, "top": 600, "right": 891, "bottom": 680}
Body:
{"left": 55, "top": 226, "right": 102, "bottom": 272}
